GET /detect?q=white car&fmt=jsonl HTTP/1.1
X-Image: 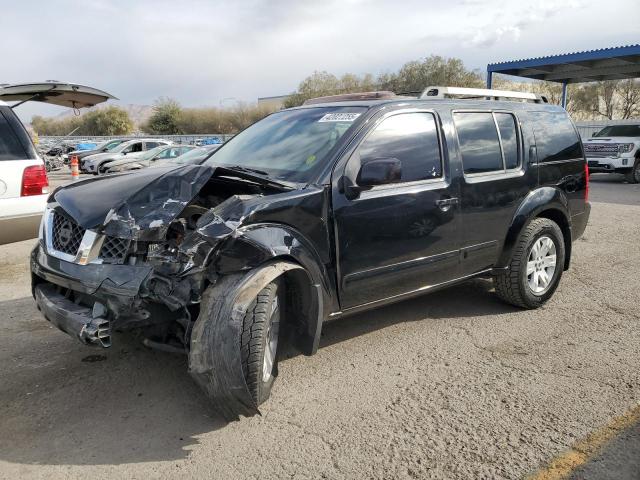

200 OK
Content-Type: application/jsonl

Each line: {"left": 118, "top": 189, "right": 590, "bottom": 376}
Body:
{"left": 0, "top": 81, "right": 115, "bottom": 245}
{"left": 583, "top": 123, "right": 640, "bottom": 183}
{"left": 82, "top": 138, "right": 172, "bottom": 175}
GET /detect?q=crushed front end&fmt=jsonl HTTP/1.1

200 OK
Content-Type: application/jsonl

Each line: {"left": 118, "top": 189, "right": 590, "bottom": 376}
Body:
{"left": 30, "top": 164, "right": 276, "bottom": 352}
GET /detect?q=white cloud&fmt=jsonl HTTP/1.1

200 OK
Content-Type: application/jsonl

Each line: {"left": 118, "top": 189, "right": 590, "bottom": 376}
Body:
{"left": 5, "top": 0, "right": 639, "bottom": 122}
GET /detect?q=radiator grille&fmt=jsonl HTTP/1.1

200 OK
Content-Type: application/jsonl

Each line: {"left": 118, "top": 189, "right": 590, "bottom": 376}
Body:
{"left": 99, "top": 236, "right": 130, "bottom": 264}
{"left": 51, "top": 213, "right": 85, "bottom": 256}
{"left": 584, "top": 144, "right": 619, "bottom": 158}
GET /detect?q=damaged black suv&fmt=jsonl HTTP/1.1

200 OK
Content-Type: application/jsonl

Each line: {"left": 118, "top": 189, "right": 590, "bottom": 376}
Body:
{"left": 31, "top": 88, "right": 590, "bottom": 418}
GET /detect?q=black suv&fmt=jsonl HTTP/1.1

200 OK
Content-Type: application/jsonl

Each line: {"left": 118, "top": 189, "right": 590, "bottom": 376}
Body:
{"left": 31, "top": 89, "right": 590, "bottom": 418}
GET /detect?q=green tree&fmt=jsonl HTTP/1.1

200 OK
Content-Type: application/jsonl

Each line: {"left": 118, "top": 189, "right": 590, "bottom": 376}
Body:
{"left": 80, "top": 106, "right": 133, "bottom": 135}
{"left": 379, "top": 55, "right": 484, "bottom": 94}
{"left": 145, "top": 97, "right": 183, "bottom": 134}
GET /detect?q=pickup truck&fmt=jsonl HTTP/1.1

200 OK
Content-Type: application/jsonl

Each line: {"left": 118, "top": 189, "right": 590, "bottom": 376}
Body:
{"left": 583, "top": 123, "right": 640, "bottom": 183}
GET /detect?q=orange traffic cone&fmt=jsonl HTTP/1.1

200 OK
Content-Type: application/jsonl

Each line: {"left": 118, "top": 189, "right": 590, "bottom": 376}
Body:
{"left": 70, "top": 155, "right": 79, "bottom": 181}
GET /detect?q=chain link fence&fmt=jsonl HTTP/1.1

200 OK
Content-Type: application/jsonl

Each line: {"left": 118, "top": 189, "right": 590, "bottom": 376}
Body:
{"left": 39, "top": 134, "right": 235, "bottom": 147}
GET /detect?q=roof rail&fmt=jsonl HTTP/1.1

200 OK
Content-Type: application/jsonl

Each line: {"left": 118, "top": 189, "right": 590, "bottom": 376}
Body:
{"left": 420, "top": 86, "right": 548, "bottom": 103}
{"left": 302, "top": 91, "right": 400, "bottom": 105}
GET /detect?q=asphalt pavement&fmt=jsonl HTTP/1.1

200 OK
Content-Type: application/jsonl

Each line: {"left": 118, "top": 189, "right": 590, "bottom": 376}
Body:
{"left": 0, "top": 174, "right": 638, "bottom": 479}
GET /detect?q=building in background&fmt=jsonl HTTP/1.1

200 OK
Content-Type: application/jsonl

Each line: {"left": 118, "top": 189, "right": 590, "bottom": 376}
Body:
{"left": 257, "top": 94, "right": 291, "bottom": 110}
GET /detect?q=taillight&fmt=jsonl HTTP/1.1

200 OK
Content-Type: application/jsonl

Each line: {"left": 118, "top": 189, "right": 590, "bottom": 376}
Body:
{"left": 21, "top": 165, "right": 49, "bottom": 197}
{"left": 584, "top": 162, "right": 589, "bottom": 203}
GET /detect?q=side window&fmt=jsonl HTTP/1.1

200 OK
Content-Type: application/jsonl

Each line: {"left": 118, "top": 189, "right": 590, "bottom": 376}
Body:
{"left": 454, "top": 112, "right": 502, "bottom": 174}
{"left": 358, "top": 112, "right": 442, "bottom": 183}
{"left": 131, "top": 142, "right": 143, "bottom": 153}
{"left": 495, "top": 113, "right": 519, "bottom": 169}
{"left": 530, "top": 111, "right": 583, "bottom": 162}
{"left": 0, "top": 109, "right": 29, "bottom": 161}
{"left": 144, "top": 141, "right": 160, "bottom": 150}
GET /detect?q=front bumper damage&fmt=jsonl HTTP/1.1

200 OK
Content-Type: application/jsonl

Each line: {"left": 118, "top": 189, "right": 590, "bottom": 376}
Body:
{"left": 30, "top": 170, "right": 300, "bottom": 419}
{"left": 34, "top": 283, "right": 111, "bottom": 347}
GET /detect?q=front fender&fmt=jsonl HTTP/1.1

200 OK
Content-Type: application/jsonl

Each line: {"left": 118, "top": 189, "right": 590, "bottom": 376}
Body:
{"left": 189, "top": 261, "right": 306, "bottom": 420}
{"left": 212, "top": 223, "right": 331, "bottom": 355}
{"left": 496, "top": 187, "right": 571, "bottom": 269}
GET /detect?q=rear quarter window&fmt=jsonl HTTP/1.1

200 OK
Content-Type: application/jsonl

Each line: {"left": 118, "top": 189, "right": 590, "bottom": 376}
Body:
{"left": 530, "top": 111, "right": 583, "bottom": 162}
{"left": 0, "top": 106, "right": 34, "bottom": 160}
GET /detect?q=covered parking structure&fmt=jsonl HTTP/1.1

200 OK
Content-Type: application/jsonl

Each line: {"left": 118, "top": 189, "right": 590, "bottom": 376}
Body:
{"left": 487, "top": 44, "right": 640, "bottom": 107}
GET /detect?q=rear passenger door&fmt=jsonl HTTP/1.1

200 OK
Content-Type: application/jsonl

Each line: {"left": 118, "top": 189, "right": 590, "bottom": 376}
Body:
{"left": 333, "top": 110, "right": 461, "bottom": 309}
{"left": 453, "top": 110, "right": 537, "bottom": 276}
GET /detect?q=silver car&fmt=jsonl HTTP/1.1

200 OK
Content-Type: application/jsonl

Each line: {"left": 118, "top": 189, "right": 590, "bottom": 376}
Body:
{"left": 82, "top": 138, "right": 172, "bottom": 174}
{"left": 105, "top": 145, "right": 196, "bottom": 173}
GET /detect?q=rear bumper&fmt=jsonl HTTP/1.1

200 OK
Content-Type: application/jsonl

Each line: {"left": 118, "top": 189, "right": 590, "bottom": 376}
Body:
{"left": 0, "top": 194, "right": 47, "bottom": 244}
{"left": 34, "top": 283, "right": 111, "bottom": 347}
{"left": 571, "top": 203, "right": 590, "bottom": 241}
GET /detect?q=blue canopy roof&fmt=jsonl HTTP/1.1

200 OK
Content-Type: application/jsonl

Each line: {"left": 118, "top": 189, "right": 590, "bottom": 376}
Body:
{"left": 487, "top": 44, "right": 640, "bottom": 85}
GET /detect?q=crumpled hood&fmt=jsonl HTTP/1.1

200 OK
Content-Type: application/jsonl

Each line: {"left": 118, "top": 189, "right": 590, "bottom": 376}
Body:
{"left": 53, "top": 164, "right": 215, "bottom": 241}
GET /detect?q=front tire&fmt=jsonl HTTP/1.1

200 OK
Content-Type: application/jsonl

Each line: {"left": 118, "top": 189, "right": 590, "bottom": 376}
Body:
{"left": 240, "top": 279, "right": 283, "bottom": 406}
{"left": 624, "top": 158, "right": 640, "bottom": 184}
{"left": 494, "top": 218, "right": 565, "bottom": 309}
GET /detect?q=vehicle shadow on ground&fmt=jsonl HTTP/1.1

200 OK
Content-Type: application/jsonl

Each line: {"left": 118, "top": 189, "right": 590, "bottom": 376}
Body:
{"left": 316, "top": 277, "right": 517, "bottom": 351}
{"left": 0, "top": 279, "right": 515, "bottom": 466}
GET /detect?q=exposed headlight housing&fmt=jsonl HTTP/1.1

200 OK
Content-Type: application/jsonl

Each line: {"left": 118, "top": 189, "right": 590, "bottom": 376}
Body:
{"left": 618, "top": 143, "right": 635, "bottom": 153}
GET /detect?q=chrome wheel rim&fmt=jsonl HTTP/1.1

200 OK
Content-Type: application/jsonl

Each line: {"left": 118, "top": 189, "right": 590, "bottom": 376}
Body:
{"left": 527, "top": 236, "right": 557, "bottom": 295}
{"left": 262, "top": 295, "right": 280, "bottom": 382}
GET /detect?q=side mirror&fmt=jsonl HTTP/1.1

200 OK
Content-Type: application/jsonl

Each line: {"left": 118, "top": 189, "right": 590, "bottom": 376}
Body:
{"left": 357, "top": 158, "right": 402, "bottom": 187}
{"left": 344, "top": 158, "right": 402, "bottom": 200}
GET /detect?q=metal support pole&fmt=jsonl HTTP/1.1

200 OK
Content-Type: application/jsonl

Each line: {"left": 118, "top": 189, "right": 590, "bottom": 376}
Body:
{"left": 561, "top": 81, "right": 568, "bottom": 108}
{"left": 487, "top": 70, "right": 493, "bottom": 89}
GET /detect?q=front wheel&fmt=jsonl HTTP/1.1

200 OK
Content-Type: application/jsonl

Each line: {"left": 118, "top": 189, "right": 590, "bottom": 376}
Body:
{"left": 624, "top": 158, "right": 640, "bottom": 184}
{"left": 240, "top": 279, "right": 283, "bottom": 406}
{"left": 494, "top": 218, "right": 565, "bottom": 309}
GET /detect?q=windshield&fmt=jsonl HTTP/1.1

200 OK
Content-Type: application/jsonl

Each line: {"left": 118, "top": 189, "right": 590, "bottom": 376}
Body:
{"left": 139, "top": 145, "right": 166, "bottom": 160}
{"left": 594, "top": 125, "right": 640, "bottom": 137}
{"left": 111, "top": 141, "right": 133, "bottom": 153}
{"left": 104, "top": 139, "right": 124, "bottom": 150}
{"left": 170, "top": 146, "right": 214, "bottom": 165}
{"left": 204, "top": 106, "right": 367, "bottom": 182}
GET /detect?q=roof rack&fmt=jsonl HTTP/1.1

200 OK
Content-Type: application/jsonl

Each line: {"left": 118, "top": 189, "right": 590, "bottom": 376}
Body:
{"left": 420, "top": 86, "right": 548, "bottom": 103}
{"left": 302, "top": 91, "right": 401, "bottom": 105}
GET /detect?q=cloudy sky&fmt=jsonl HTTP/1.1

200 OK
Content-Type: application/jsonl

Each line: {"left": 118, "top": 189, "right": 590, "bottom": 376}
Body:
{"left": 5, "top": 0, "right": 639, "bottom": 122}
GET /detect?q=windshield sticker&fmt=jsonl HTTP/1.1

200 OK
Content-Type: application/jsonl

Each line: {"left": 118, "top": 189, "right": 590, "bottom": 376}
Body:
{"left": 318, "top": 113, "right": 361, "bottom": 123}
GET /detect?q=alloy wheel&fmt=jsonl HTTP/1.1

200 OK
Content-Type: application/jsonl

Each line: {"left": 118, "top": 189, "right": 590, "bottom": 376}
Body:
{"left": 526, "top": 236, "right": 557, "bottom": 294}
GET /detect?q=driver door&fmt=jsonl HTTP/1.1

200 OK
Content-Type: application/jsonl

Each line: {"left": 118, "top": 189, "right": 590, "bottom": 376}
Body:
{"left": 332, "top": 110, "right": 461, "bottom": 309}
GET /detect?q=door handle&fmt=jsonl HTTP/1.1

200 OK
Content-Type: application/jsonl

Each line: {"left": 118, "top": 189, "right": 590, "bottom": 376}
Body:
{"left": 435, "top": 197, "right": 459, "bottom": 211}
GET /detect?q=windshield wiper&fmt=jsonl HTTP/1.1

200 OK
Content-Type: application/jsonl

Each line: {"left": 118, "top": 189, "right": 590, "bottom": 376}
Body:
{"left": 214, "top": 165, "right": 295, "bottom": 190}
{"left": 225, "top": 165, "right": 270, "bottom": 176}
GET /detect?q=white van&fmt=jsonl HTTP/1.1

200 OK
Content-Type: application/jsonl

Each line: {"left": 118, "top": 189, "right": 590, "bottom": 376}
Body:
{"left": 0, "top": 82, "right": 115, "bottom": 244}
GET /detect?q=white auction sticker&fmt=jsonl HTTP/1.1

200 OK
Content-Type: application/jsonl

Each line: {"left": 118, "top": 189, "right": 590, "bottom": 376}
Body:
{"left": 318, "top": 113, "right": 361, "bottom": 122}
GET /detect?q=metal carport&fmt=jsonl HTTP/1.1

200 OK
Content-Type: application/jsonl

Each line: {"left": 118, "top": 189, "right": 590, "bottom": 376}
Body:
{"left": 487, "top": 44, "right": 640, "bottom": 108}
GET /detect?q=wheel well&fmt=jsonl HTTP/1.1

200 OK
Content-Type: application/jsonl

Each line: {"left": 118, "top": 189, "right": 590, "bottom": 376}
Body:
{"left": 536, "top": 208, "right": 571, "bottom": 270}
{"left": 279, "top": 266, "right": 320, "bottom": 356}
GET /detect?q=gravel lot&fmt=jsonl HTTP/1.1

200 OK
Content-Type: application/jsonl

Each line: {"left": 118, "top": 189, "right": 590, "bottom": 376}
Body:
{"left": 0, "top": 174, "right": 638, "bottom": 479}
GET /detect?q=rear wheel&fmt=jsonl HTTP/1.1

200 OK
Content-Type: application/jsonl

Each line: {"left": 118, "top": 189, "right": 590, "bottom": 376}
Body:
{"left": 624, "top": 158, "right": 640, "bottom": 184}
{"left": 494, "top": 218, "right": 565, "bottom": 309}
{"left": 240, "top": 279, "right": 283, "bottom": 406}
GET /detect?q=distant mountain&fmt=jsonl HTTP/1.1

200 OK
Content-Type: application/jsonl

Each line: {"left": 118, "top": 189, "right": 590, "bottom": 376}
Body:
{"left": 53, "top": 103, "right": 154, "bottom": 127}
